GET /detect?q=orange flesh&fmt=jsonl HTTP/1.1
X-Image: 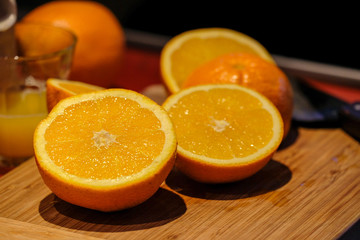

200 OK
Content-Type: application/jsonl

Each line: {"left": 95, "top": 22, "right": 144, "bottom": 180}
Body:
{"left": 171, "top": 38, "right": 260, "bottom": 86}
{"left": 167, "top": 88, "right": 274, "bottom": 159}
{"left": 44, "top": 96, "right": 165, "bottom": 180}
{"left": 57, "top": 82, "right": 101, "bottom": 94}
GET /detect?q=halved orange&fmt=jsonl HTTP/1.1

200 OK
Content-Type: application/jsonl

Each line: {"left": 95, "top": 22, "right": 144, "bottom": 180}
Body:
{"left": 46, "top": 78, "right": 104, "bottom": 112}
{"left": 160, "top": 28, "right": 275, "bottom": 93}
{"left": 34, "top": 89, "right": 177, "bottom": 211}
{"left": 182, "top": 52, "right": 293, "bottom": 137}
{"left": 162, "top": 84, "right": 283, "bottom": 183}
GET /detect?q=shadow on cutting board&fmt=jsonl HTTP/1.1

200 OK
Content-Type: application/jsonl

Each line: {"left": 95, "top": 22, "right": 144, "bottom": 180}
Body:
{"left": 166, "top": 160, "right": 292, "bottom": 200}
{"left": 39, "top": 187, "right": 186, "bottom": 232}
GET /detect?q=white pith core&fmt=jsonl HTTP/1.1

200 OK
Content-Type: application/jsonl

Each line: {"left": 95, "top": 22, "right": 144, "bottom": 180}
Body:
{"left": 92, "top": 129, "right": 117, "bottom": 148}
{"left": 208, "top": 117, "right": 230, "bottom": 133}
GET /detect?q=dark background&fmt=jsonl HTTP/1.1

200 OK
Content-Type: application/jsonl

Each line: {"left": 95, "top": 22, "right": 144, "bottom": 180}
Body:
{"left": 17, "top": 0, "right": 359, "bottom": 70}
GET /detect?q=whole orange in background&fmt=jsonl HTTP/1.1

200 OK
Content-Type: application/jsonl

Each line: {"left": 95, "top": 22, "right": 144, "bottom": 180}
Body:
{"left": 22, "top": 1, "right": 125, "bottom": 88}
{"left": 182, "top": 53, "right": 293, "bottom": 137}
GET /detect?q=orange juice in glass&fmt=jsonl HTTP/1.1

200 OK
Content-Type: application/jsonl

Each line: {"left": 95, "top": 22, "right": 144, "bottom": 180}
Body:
{"left": 0, "top": 22, "right": 76, "bottom": 166}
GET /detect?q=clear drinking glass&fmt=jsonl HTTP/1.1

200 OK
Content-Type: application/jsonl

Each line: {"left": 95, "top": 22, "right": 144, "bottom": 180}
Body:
{"left": 0, "top": 22, "right": 76, "bottom": 167}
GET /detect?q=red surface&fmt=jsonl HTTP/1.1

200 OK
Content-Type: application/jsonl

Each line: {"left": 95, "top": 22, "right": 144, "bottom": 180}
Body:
{"left": 304, "top": 78, "right": 360, "bottom": 103}
{"left": 113, "top": 47, "right": 162, "bottom": 92}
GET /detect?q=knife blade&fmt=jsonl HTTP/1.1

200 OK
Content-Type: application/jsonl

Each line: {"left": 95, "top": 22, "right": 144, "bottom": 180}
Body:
{"left": 290, "top": 76, "right": 360, "bottom": 141}
{"left": 274, "top": 55, "right": 360, "bottom": 87}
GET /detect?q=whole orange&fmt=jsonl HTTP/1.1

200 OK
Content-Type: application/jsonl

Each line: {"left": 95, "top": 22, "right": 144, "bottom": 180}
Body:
{"left": 22, "top": 1, "right": 125, "bottom": 88}
{"left": 182, "top": 53, "right": 293, "bottom": 137}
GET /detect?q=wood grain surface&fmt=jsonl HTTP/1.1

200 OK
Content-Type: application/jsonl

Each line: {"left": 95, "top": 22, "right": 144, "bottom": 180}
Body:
{"left": 0, "top": 125, "right": 359, "bottom": 239}
{"left": 0, "top": 217, "right": 102, "bottom": 240}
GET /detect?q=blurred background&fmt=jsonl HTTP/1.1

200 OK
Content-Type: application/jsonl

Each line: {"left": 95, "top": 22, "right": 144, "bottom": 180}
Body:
{"left": 16, "top": 0, "right": 358, "bottom": 70}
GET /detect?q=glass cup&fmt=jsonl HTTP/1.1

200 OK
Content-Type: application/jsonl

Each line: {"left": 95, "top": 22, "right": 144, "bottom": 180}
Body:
{"left": 0, "top": 22, "right": 76, "bottom": 168}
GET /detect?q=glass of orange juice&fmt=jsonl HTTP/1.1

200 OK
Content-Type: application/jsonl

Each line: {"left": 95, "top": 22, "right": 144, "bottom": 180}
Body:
{"left": 0, "top": 22, "right": 76, "bottom": 167}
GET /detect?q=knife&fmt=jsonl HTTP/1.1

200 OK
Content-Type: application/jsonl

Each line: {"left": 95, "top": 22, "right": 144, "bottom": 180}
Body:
{"left": 290, "top": 76, "right": 360, "bottom": 141}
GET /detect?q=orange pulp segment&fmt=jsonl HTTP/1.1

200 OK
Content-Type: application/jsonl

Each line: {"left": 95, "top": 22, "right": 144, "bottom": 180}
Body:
{"left": 46, "top": 78, "right": 104, "bottom": 111}
{"left": 160, "top": 28, "right": 275, "bottom": 93}
{"left": 182, "top": 52, "right": 293, "bottom": 137}
{"left": 162, "top": 84, "right": 283, "bottom": 183}
{"left": 34, "top": 89, "right": 176, "bottom": 211}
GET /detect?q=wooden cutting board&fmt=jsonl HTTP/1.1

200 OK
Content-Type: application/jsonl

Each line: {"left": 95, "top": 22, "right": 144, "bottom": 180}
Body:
{"left": 0, "top": 126, "right": 359, "bottom": 239}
